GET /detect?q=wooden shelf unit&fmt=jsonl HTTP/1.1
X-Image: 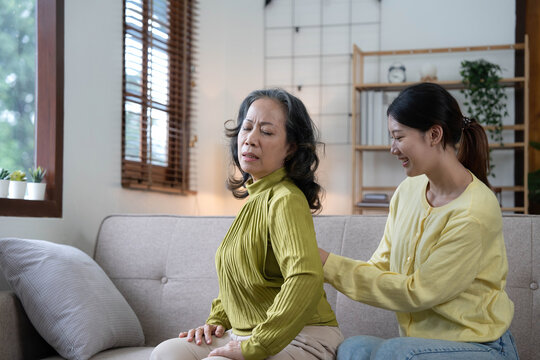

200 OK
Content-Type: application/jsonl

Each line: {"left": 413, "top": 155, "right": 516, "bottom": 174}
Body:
{"left": 352, "top": 37, "right": 530, "bottom": 214}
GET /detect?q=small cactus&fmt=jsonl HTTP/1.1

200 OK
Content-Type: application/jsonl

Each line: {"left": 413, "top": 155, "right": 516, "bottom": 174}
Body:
{"left": 28, "top": 166, "right": 47, "bottom": 183}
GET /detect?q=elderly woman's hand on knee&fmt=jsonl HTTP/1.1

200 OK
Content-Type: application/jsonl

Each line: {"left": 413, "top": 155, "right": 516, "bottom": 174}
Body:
{"left": 209, "top": 340, "right": 244, "bottom": 360}
{"left": 179, "top": 324, "right": 226, "bottom": 345}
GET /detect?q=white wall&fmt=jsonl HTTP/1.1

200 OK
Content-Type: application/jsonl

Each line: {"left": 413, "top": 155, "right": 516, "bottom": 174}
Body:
{"left": 0, "top": 0, "right": 516, "bottom": 290}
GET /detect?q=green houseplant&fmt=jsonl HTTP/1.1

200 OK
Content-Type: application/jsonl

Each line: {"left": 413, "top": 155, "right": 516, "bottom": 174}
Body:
{"left": 460, "top": 59, "right": 509, "bottom": 177}
{"left": 8, "top": 170, "right": 27, "bottom": 199}
{"left": 0, "top": 168, "right": 10, "bottom": 198}
{"left": 529, "top": 141, "right": 540, "bottom": 213}
{"left": 460, "top": 59, "right": 508, "bottom": 143}
{"left": 27, "top": 166, "right": 47, "bottom": 200}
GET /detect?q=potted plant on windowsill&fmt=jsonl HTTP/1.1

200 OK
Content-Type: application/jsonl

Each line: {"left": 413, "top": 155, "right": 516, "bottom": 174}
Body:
{"left": 27, "top": 166, "right": 47, "bottom": 201}
{"left": 0, "top": 168, "right": 9, "bottom": 198}
{"left": 8, "top": 170, "right": 27, "bottom": 199}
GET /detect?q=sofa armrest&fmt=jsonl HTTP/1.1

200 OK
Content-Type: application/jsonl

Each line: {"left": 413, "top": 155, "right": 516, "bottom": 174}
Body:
{"left": 0, "top": 291, "right": 56, "bottom": 360}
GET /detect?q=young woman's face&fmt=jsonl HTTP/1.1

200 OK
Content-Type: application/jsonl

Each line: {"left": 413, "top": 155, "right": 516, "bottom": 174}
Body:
{"left": 388, "top": 115, "right": 433, "bottom": 177}
{"left": 237, "top": 98, "right": 292, "bottom": 181}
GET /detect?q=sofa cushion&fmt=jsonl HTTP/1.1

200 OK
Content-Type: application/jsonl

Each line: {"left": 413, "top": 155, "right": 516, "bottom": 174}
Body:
{"left": 0, "top": 238, "right": 145, "bottom": 360}
{"left": 43, "top": 347, "right": 154, "bottom": 360}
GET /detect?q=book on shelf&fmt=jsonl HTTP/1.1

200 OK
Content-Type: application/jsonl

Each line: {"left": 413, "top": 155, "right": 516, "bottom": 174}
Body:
{"left": 367, "top": 91, "right": 374, "bottom": 145}
{"left": 373, "top": 91, "right": 384, "bottom": 146}
{"left": 361, "top": 193, "right": 389, "bottom": 203}
{"left": 356, "top": 201, "right": 389, "bottom": 208}
{"left": 360, "top": 91, "right": 393, "bottom": 146}
{"left": 361, "top": 91, "right": 368, "bottom": 145}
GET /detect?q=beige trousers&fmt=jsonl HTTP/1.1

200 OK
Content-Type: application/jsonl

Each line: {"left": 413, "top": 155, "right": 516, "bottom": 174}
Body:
{"left": 150, "top": 326, "right": 344, "bottom": 360}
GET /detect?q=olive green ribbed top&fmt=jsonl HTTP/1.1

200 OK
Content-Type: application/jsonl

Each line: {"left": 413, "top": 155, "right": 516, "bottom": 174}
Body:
{"left": 206, "top": 168, "right": 337, "bottom": 360}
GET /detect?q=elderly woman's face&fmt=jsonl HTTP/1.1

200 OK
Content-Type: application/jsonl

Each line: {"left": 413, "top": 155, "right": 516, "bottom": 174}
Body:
{"left": 237, "top": 98, "right": 292, "bottom": 181}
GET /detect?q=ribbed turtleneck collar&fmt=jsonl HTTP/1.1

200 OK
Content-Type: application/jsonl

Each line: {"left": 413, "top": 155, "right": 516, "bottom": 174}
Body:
{"left": 246, "top": 167, "right": 288, "bottom": 196}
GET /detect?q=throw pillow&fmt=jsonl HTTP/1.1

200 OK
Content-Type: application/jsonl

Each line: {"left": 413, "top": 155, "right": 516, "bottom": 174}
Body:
{"left": 0, "top": 238, "right": 145, "bottom": 360}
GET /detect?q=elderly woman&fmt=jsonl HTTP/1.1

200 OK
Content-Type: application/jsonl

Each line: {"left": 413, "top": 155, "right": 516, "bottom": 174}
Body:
{"left": 150, "top": 88, "right": 343, "bottom": 360}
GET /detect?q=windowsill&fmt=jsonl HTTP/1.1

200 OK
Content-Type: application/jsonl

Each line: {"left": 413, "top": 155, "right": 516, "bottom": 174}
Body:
{"left": 0, "top": 198, "right": 62, "bottom": 218}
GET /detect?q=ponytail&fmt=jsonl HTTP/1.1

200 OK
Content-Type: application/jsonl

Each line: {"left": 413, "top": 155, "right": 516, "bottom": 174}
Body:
{"left": 457, "top": 117, "right": 491, "bottom": 188}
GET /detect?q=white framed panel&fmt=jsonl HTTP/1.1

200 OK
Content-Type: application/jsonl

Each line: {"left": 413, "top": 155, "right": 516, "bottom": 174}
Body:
{"left": 294, "top": 0, "right": 321, "bottom": 27}
{"left": 320, "top": 114, "right": 350, "bottom": 144}
{"left": 294, "top": 27, "right": 321, "bottom": 56}
{"left": 265, "top": 0, "right": 292, "bottom": 28}
{"left": 322, "top": 55, "right": 349, "bottom": 85}
{"left": 352, "top": 0, "right": 380, "bottom": 23}
{"left": 293, "top": 86, "right": 320, "bottom": 116}
{"left": 294, "top": 57, "right": 320, "bottom": 86}
{"left": 322, "top": 25, "right": 350, "bottom": 55}
{"left": 321, "top": 85, "right": 349, "bottom": 115}
{"left": 351, "top": 23, "right": 380, "bottom": 52}
{"left": 266, "top": 28, "right": 293, "bottom": 57}
{"left": 265, "top": 58, "right": 292, "bottom": 87}
{"left": 322, "top": 0, "right": 350, "bottom": 25}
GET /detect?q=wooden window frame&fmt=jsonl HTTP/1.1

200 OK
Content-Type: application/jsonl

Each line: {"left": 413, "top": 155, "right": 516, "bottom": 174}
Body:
{"left": 0, "top": 0, "right": 64, "bottom": 217}
{"left": 121, "top": 0, "right": 196, "bottom": 195}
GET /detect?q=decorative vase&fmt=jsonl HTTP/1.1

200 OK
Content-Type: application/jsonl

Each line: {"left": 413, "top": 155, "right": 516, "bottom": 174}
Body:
{"left": 0, "top": 179, "right": 9, "bottom": 198}
{"left": 8, "top": 181, "right": 27, "bottom": 199}
{"left": 26, "top": 182, "right": 47, "bottom": 201}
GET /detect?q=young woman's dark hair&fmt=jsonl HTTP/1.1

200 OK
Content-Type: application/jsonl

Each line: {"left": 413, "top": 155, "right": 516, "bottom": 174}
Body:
{"left": 225, "top": 88, "right": 324, "bottom": 212}
{"left": 387, "top": 82, "right": 491, "bottom": 187}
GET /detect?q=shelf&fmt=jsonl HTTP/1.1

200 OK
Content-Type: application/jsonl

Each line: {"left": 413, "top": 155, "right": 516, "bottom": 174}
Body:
{"left": 357, "top": 43, "right": 525, "bottom": 57}
{"left": 363, "top": 186, "right": 396, "bottom": 191}
{"left": 355, "top": 203, "right": 527, "bottom": 214}
{"left": 356, "top": 145, "right": 390, "bottom": 151}
{"left": 352, "top": 37, "right": 530, "bottom": 214}
{"left": 484, "top": 124, "right": 526, "bottom": 131}
{"left": 354, "top": 77, "right": 525, "bottom": 92}
{"left": 489, "top": 142, "right": 525, "bottom": 149}
{"left": 359, "top": 185, "right": 524, "bottom": 193}
{"left": 355, "top": 202, "right": 390, "bottom": 210}
{"left": 502, "top": 207, "right": 526, "bottom": 212}
{"left": 356, "top": 143, "right": 526, "bottom": 151}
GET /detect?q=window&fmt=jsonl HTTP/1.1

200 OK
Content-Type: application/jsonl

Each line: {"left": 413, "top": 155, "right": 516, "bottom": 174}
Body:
{"left": 0, "top": 0, "right": 64, "bottom": 217}
{"left": 122, "top": 0, "right": 197, "bottom": 194}
{"left": 0, "top": 0, "right": 35, "bottom": 172}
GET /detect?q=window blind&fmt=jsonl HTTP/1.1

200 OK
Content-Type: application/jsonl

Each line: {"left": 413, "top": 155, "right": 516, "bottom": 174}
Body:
{"left": 122, "top": 0, "right": 197, "bottom": 194}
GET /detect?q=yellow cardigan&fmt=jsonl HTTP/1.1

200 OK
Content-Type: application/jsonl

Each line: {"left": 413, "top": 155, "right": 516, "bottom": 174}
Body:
{"left": 324, "top": 173, "right": 513, "bottom": 342}
{"left": 207, "top": 168, "right": 337, "bottom": 360}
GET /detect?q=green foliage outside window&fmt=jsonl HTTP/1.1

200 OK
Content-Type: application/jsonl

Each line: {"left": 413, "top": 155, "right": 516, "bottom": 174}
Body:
{"left": 0, "top": 0, "right": 36, "bottom": 172}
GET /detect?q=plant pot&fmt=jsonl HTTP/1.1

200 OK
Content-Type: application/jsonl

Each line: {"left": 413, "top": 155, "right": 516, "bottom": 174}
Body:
{"left": 26, "top": 182, "right": 47, "bottom": 201}
{"left": 0, "top": 179, "right": 9, "bottom": 198}
{"left": 8, "top": 181, "right": 27, "bottom": 199}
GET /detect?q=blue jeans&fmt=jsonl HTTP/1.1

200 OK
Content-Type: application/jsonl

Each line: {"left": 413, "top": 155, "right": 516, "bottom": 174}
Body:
{"left": 336, "top": 330, "right": 519, "bottom": 360}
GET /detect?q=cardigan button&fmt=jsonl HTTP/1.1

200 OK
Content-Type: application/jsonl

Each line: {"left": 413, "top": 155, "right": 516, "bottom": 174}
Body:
{"left": 530, "top": 282, "right": 538, "bottom": 290}
{"left": 161, "top": 276, "right": 168, "bottom": 284}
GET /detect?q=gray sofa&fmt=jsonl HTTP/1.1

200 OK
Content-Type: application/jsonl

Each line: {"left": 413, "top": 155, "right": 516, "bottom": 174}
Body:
{"left": 1, "top": 214, "right": 539, "bottom": 360}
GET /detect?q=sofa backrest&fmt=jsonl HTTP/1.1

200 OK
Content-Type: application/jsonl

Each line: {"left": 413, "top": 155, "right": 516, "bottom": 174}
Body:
{"left": 94, "top": 214, "right": 539, "bottom": 359}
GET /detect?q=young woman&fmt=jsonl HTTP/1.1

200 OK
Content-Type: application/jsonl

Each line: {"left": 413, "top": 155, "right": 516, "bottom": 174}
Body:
{"left": 151, "top": 89, "right": 343, "bottom": 360}
{"left": 319, "top": 83, "right": 519, "bottom": 360}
